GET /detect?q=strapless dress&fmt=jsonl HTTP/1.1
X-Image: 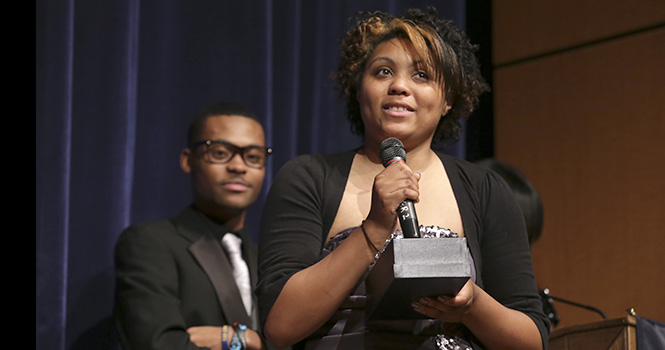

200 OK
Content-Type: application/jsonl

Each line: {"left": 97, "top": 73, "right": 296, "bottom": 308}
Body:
{"left": 299, "top": 225, "right": 476, "bottom": 350}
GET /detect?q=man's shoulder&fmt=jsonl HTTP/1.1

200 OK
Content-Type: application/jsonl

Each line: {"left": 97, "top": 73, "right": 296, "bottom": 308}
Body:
{"left": 116, "top": 218, "right": 178, "bottom": 250}
{"left": 117, "top": 208, "right": 195, "bottom": 245}
{"left": 124, "top": 218, "right": 176, "bottom": 235}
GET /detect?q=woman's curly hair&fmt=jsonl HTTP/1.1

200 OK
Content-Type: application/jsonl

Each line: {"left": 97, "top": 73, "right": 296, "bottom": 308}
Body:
{"left": 335, "top": 7, "right": 489, "bottom": 145}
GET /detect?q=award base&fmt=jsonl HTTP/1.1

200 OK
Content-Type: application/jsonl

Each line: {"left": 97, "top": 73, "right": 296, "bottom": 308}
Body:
{"left": 365, "top": 238, "right": 471, "bottom": 320}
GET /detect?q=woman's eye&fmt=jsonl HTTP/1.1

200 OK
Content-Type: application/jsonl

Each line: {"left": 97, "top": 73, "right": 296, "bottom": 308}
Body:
{"left": 376, "top": 68, "right": 392, "bottom": 76}
{"left": 414, "top": 71, "right": 430, "bottom": 80}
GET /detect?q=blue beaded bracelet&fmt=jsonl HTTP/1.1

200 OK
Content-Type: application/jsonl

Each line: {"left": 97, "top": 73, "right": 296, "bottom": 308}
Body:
{"left": 231, "top": 323, "right": 247, "bottom": 350}
{"left": 221, "top": 325, "right": 229, "bottom": 350}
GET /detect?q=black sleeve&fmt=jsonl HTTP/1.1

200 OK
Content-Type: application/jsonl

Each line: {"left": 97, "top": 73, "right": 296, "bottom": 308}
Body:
{"left": 256, "top": 153, "right": 348, "bottom": 330}
{"left": 114, "top": 223, "right": 204, "bottom": 350}
{"left": 478, "top": 170, "right": 551, "bottom": 348}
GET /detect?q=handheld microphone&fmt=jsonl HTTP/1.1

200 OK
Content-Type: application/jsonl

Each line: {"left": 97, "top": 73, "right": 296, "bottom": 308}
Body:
{"left": 380, "top": 137, "right": 420, "bottom": 238}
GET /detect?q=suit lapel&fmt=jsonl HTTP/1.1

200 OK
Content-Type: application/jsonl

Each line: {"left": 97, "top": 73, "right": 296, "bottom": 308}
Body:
{"left": 175, "top": 208, "right": 253, "bottom": 325}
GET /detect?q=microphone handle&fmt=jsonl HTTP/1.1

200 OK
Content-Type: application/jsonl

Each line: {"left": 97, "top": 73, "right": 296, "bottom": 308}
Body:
{"left": 398, "top": 200, "right": 420, "bottom": 238}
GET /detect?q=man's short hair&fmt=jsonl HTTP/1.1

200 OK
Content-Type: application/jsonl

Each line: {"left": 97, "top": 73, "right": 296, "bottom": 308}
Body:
{"left": 187, "top": 102, "right": 261, "bottom": 145}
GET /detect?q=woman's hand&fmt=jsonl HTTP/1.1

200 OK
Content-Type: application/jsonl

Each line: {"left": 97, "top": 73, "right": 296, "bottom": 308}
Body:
{"left": 366, "top": 160, "right": 421, "bottom": 234}
{"left": 411, "top": 279, "right": 476, "bottom": 323}
{"left": 412, "top": 280, "right": 544, "bottom": 350}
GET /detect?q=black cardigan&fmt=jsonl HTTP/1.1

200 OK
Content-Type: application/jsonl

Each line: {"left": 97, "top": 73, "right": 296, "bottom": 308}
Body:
{"left": 257, "top": 150, "right": 549, "bottom": 348}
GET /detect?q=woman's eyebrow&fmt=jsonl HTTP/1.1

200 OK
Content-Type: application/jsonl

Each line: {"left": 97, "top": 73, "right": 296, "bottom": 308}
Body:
{"left": 367, "top": 56, "right": 394, "bottom": 66}
{"left": 367, "top": 56, "right": 425, "bottom": 68}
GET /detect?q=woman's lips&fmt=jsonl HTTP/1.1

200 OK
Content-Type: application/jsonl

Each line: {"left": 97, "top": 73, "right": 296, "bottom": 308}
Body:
{"left": 383, "top": 104, "right": 414, "bottom": 117}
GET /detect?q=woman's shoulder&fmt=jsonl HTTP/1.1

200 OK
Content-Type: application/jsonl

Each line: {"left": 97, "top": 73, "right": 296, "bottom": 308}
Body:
{"left": 274, "top": 150, "right": 356, "bottom": 179}
{"left": 434, "top": 152, "right": 517, "bottom": 208}
{"left": 435, "top": 151, "right": 493, "bottom": 183}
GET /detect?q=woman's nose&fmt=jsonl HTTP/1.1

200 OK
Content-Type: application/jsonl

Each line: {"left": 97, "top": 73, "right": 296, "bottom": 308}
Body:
{"left": 388, "top": 75, "right": 410, "bottom": 95}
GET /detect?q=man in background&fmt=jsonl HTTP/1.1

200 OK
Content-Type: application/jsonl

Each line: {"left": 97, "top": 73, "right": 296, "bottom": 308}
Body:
{"left": 114, "top": 102, "right": 273, "bottom": 350}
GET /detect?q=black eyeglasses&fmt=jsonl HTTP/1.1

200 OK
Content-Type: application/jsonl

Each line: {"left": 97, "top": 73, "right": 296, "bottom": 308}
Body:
{"left": 189, "top": 139, "right": 273, "bottom": 168}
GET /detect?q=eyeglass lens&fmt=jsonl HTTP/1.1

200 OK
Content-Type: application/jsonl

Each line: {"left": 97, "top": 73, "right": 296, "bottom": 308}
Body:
{"left": 207, "top": 142, "right": 267, "bottom": 167}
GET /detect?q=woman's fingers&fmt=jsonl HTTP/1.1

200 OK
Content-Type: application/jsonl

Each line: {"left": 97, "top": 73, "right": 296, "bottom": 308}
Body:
{"left": 411, "top": 280, "right": 476, "bottom": 323}
{"left": 367, "top": 162, "right": 420, "bottom": 228}
{"left": 376, "top": 162, "right": 420, "bottom": 202}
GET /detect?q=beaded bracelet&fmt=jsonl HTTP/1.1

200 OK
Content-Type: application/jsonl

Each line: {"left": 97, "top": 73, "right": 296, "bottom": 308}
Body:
{"left": 361, "top": 220, "right": 380, "bottom": 252}
{"left": 232, "top": 323, "right": 247, "bottom": 350}
{"left": 221, "top": 325, "right": 229, "bottom": 350}
{"left": 229, "top": 329, "right": 241, "bottom": 350}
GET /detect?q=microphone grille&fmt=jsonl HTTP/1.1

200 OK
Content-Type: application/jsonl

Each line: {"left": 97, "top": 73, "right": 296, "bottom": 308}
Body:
{"left": 380, "top": 137, "right": 406, "bottom": 167}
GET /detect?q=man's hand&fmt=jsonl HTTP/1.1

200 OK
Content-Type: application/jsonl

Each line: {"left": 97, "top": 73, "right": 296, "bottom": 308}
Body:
{"left": 187, "top": 326, "right": 266, "bottom": 350}
{"left": 187, "top": 326, "right": 222, "bottom": 350}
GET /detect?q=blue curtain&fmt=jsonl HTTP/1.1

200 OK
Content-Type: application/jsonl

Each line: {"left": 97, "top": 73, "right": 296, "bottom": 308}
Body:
{"left": 36, "top": 1, "right": 484, "bottom": 348}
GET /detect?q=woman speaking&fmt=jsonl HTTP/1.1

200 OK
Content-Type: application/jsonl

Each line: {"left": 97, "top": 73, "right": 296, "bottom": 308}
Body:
{"left": 257, "top": 8, "right": 549, "bottom": 350}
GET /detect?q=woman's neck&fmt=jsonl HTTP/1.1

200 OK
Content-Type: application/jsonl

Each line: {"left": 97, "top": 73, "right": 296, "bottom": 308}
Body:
{"left": 359, "top": 138, "right": 436, "bottom": 172}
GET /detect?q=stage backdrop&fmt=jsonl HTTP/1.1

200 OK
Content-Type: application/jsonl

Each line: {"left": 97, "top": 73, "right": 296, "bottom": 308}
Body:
{"left": 36, "top": 1, "right": 491, "bottom": 349}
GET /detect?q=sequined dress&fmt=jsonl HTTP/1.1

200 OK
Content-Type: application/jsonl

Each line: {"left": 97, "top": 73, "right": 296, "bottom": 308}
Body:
{"left": 300, "top": 225, "right": 475, "bottom": 350}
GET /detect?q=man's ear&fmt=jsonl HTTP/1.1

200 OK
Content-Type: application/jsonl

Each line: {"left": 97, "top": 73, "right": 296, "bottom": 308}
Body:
{"left": 180, "top": 148, "right": 192, "bottom": 174}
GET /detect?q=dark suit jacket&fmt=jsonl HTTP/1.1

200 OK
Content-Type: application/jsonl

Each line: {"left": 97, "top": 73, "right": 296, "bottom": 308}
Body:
{"left": 114, "top": 206, "right": 260, "bottom": 350}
